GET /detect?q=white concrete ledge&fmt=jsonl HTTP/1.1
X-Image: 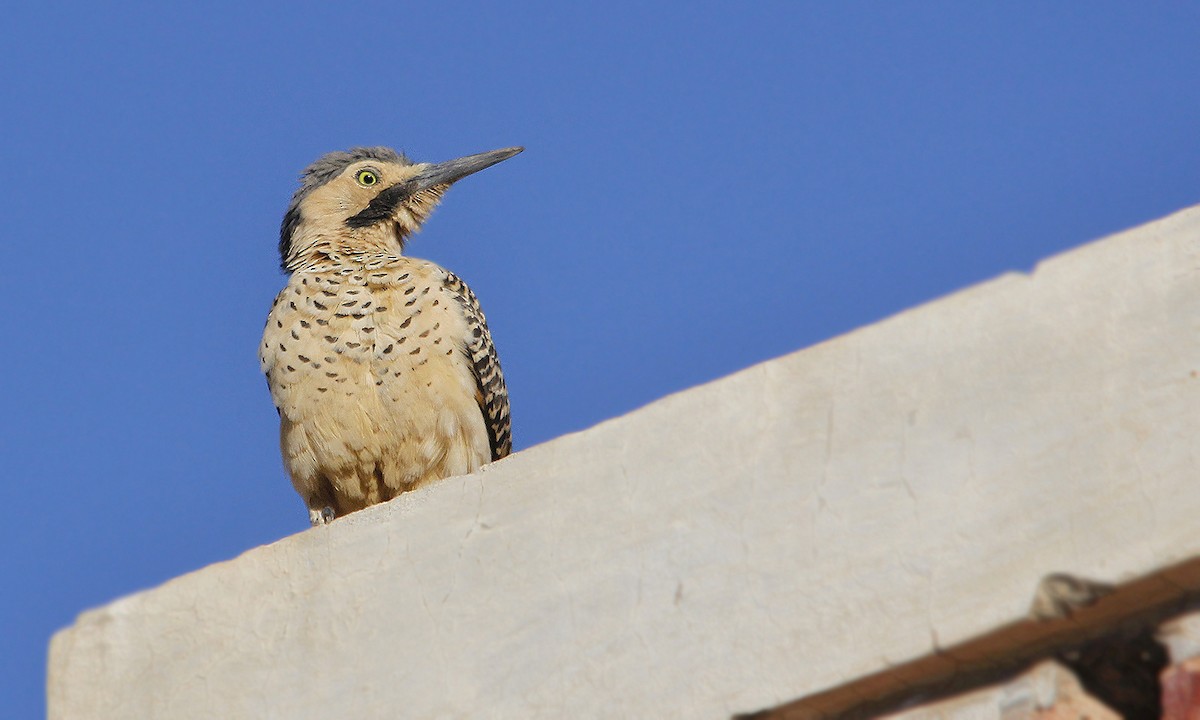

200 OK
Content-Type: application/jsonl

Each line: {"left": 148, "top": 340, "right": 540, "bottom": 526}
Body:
{"left": 49, "top": 206, "right": 1200, "bottom": 719}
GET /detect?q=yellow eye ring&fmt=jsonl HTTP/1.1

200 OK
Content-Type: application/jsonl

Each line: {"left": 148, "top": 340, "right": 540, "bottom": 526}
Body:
{"left": 355, "top": 169, "right": 379, "bottom": 187}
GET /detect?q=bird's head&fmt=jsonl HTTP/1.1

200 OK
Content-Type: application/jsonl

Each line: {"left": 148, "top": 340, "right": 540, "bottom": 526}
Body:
{"left": 278, "top": 145, "right": 523, "bottom": 272}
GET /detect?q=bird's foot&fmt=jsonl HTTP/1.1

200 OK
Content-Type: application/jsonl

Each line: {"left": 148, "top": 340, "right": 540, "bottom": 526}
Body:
{"left": 309, "top": 506, "right": 336, "bottom": 526}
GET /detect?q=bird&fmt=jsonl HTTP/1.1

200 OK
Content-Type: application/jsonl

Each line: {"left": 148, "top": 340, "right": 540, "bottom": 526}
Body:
{"left": 260, "top": 145, "right": 520, "bottom": 525}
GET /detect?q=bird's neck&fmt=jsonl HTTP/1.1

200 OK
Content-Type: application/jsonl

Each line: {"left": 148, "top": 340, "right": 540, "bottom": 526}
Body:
{"left": 285, "top": 228, "right": 406, "bottom": 272}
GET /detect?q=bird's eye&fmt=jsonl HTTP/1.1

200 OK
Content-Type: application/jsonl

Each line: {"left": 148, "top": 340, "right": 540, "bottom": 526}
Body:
{"left": 355, "top": 169, "right": 379, "bottom": 187}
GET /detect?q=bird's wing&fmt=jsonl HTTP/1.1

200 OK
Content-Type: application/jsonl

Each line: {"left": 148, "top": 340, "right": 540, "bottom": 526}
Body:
{"left": 442, "top": 271, "right": 512, "bottom": 460}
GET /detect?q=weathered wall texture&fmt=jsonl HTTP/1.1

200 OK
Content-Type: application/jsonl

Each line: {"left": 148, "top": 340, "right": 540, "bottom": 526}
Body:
{"left": 48, "top": 206, "right": 1200, "bottom": 719}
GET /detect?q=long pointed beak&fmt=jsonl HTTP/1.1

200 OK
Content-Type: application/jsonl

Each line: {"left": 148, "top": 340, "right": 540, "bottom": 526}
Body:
{"left": 412, "top": 146, "right": 524, "bottom": 191}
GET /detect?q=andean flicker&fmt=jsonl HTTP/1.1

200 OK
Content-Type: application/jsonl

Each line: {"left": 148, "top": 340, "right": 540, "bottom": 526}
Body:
{"left": 260, "top": 145, "right": 520, "bottom": 525}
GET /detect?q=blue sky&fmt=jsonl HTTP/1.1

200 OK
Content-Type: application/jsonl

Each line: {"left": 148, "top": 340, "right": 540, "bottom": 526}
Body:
{"left": 4, "top": 2, "right": 1199, "bottom": 715}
